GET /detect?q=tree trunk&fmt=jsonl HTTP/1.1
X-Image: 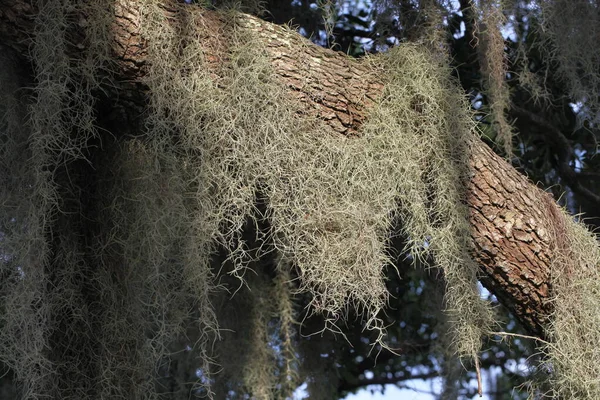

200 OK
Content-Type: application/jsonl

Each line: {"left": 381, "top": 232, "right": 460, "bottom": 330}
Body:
{"left": 0, "top": 0, "right": 568, "bottom": 337}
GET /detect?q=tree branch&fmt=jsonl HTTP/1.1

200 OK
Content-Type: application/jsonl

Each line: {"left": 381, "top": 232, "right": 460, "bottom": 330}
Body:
{"left": 512, "top": 105, "right": 600, "bottom": 206}
{"left": 338, "top": 371, "right": 440, "bottom": 393}
{"left": 0, "top": 0, "right": 581, "bottom": 338}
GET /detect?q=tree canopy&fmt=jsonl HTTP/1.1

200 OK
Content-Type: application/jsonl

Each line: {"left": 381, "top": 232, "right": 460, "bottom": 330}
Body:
{"left": 0, "top": 0, "right": 599, "bottom": 399}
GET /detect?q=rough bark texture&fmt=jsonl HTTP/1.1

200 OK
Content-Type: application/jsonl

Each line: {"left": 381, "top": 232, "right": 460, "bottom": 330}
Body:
{"left": 0, "top": 0, "right": 566, "bottom": 337}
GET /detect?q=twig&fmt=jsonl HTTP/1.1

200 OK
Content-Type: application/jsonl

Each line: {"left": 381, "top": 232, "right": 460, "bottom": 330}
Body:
{"left": 489, "top": 331, "right": 551, "bottom": 345}
{"left": 474, "top": 354, "right": 483, "bottom": 397}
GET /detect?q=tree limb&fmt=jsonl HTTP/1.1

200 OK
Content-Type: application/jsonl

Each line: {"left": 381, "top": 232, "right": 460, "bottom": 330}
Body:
{"left": 0, "top": 0, "right": 577, "bottom": 338}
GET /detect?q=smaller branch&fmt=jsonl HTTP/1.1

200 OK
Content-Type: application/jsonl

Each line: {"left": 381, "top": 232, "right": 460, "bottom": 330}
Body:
{"left": 490, "top": 331, "right": 551, "bottom": 345}
{"left": 356, "top": 340, "right": 431, "bottom": 371}
{"left": 332, "top": 27, "right": 376, "bottom": 40}
{"left": 474, "top": 355, "right": 482, "bottom": 397}
{"left": 567, "top": 181, "right": 600, "bottom": 206}
{"left": 511, "top": 105, "right": 572, "bottom": 156}
{"left": 512, "top": 105, "right": 600, "bottom": 206}
{"left": 338, "top": 371, "right": 439, "bottom": 393}
{"left": 576, "top": 171, "right": 600, "bottom": 178}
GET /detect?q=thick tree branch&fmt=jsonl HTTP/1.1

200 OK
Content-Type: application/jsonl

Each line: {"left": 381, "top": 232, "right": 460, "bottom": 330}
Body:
{"left": 0, "top": 0, "right": 574, "bottom": 338}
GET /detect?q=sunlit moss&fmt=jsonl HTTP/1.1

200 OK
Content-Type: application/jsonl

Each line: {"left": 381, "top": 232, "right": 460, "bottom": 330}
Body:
{"left": 529, "top": 213, "right": 600, "bottom": 399}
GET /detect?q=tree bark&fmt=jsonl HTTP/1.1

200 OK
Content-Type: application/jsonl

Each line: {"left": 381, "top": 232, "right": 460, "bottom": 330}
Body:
{"left": 0, "top": 0, "right": 567, "bottom": 337}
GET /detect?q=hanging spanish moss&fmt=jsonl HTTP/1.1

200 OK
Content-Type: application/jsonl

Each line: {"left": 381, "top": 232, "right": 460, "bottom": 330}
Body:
{"left": 538, "top": 0, "right": 600, "bottom": 122}
{"left": 141, "top": 0, "right": 494, "bottom": 392}
{"left": 473, "top": 0, "right": 513, "bottom": 158}
{"left": 0, "top": 0, "right": 112, "bottom": 397}
{"left": 2, "top": 0, "right": 598, "bottom": 399}
{"left": 526, "top": 210, "right": 600, "bottom": 399}
{"left": 1, "top": 0, "right": 493, "bottom": 396}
